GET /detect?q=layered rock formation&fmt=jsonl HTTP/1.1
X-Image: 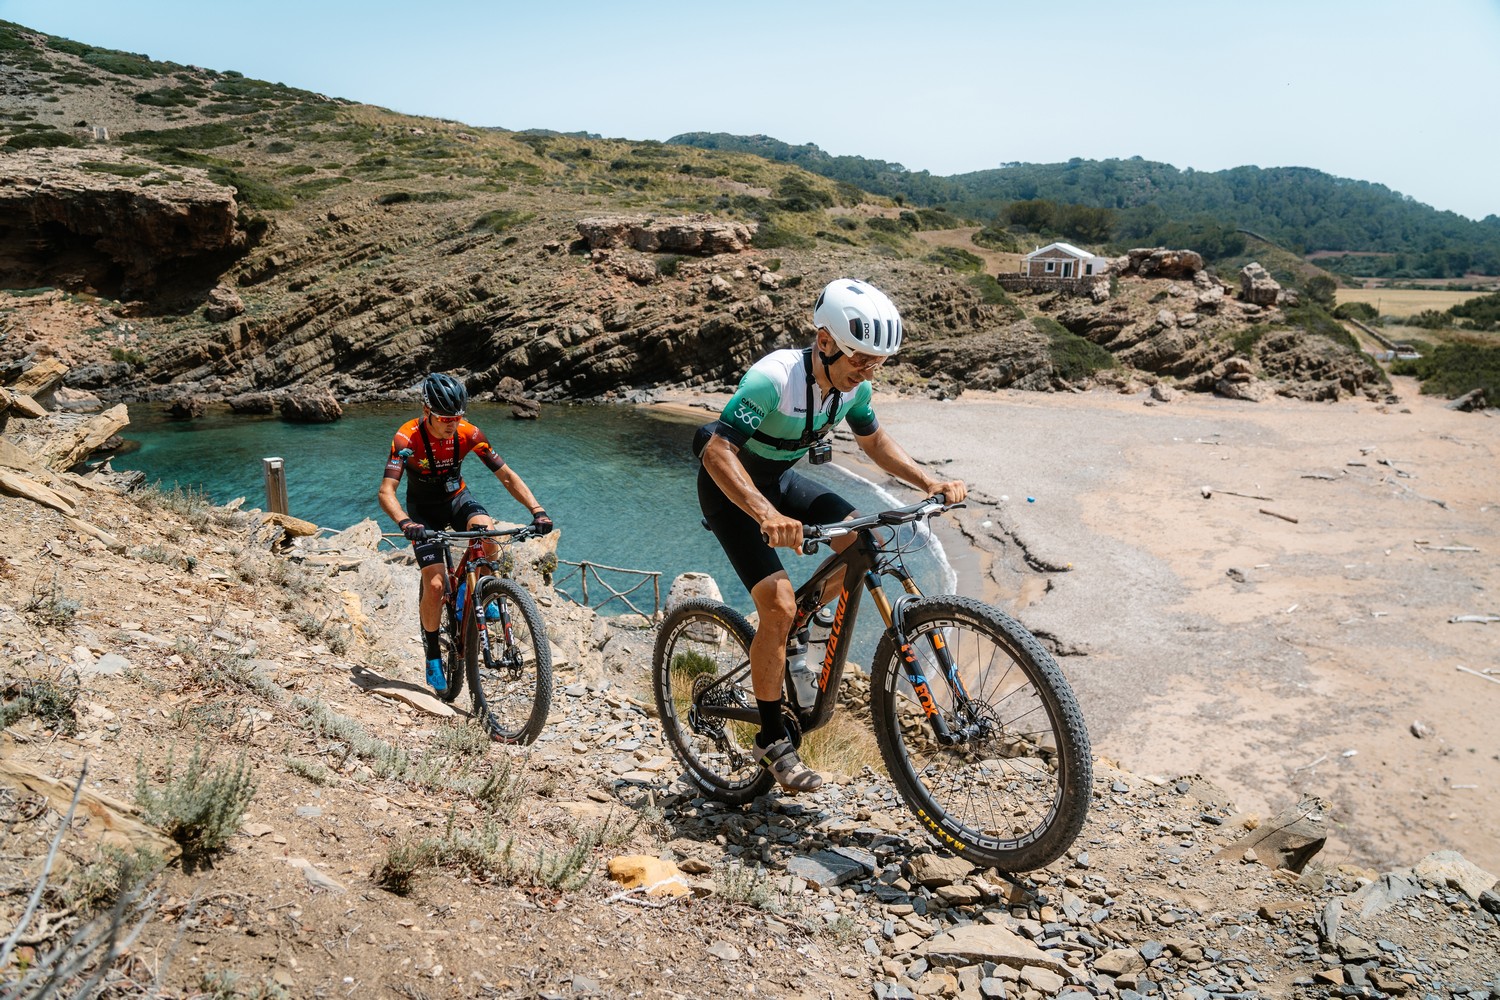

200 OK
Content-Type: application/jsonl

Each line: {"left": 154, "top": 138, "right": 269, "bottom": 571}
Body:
{"left": 0, "top": 149, "right": 247, "bottom": 298}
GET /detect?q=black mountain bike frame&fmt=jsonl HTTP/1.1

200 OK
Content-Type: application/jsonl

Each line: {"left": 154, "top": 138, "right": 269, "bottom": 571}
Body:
{"left": 698, "top": 498, "right": 979, "bottom": 742}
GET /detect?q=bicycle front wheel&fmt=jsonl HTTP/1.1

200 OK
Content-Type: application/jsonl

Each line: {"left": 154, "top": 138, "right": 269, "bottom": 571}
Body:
{"left": 871, "top": 596, "right": 1091, "bottom": 872}
{"left": 652, "top": 598, "right": 773, "bottom": 805}
{"left": 468, "top": 577, "right": 552, "bottom": 745}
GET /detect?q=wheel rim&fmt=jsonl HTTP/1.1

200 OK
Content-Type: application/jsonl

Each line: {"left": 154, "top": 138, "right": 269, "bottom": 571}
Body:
{"left": 661, "top": 613, "right": 764, "bottom": 794}
{"left": 889, "top": 618, "right": 1066, "bottom": 854}
{"left": 476, "top": 596, "right": 542, "bottom": 740}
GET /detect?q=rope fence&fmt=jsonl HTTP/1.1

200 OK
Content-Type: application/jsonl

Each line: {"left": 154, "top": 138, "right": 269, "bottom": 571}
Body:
{"left": 553, "top": 559, "right": 661, "bottom": 620}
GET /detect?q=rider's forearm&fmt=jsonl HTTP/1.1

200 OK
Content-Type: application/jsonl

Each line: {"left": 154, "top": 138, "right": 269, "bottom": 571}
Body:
{"left": 857, "top": 429, "right": 943, "bottom": 495}
{"left": 702, "top": 437, "right": 777, "bottom": 524}
{"left": 496, "top": 466, "right": 544, "bottom": 514}
{"left": 377, "top": 479, "right": 409, "bottom": 525}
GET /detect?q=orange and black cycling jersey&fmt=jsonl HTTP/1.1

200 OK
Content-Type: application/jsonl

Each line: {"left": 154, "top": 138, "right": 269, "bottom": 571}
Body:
{"left": 384, "top": 417, "right": 506, "bottom": 499}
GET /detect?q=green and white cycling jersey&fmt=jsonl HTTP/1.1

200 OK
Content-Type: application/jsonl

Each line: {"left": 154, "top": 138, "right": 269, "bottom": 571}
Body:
{"left": 714, "top": 348, "right": 879, "bottom": 463}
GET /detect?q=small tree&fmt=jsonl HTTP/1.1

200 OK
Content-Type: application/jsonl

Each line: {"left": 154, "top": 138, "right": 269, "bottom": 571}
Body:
{"left": 1304, "top": 274, "right": 1338, "bottom": 308}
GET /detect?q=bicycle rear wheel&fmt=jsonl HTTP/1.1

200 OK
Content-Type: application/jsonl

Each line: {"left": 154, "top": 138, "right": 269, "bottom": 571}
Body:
{"left": 469, "top": 577, "right": 552, "bottom": 745}
{"left": 871, "top": 596, "right": 1091, "bottom": 872}
{"left": 652, "top": 598, "right": 773, "bottom": 805}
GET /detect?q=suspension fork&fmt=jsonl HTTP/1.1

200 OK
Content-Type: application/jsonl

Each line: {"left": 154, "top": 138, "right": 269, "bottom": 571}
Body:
{"left": 876, "top": 567, "right": 977, "bottom": 746}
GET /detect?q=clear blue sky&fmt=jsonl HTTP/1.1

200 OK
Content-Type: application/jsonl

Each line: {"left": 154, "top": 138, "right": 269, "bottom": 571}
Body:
{"left": 4, "top": 0, "right": 1497, "bottom": 220}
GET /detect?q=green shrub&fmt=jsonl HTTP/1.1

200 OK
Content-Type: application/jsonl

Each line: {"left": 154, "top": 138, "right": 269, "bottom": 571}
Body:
{"left": 1333, "top": 301, "right": 1378, "bottom": 322}
{"left": 83, "top": 51, "right": 159, "bottom": 79}
{"left": 776, "top": 175, "right": 833, "bottom": 213}
{"left": 926, "top": 246, "right": 984, "bottom": 273}
{"left": 656, "top": 254, "right": 686, "bottom": 277}
{"left": 291, "top": 175, "right": 352, "bottom": 199}
{"left": 472, "top": 208, "right": 532, "bottom": 234}
{"left": 119, "top": 123, "right": 243, "bottom": 148}
{"left": 23, "top": 578, "right": 80, "bottom": 627}
{"left": 81, "top": 161, "right": 152, "bottom": 178}
{"left": 966, "top": 273, "right": 1013, "bottom": 306}
{"left": 3, "top": 130, "right": 83, "bottom": 150}
{"left": 1391, "top": 341, "right": 1500, "bottom": 401}
{"left": 110, "top": 346, "right": 147, "bottom": 368}
{"left": 134, "top": 86, "right": 201, "bottom": 108}
{"left": 0, "top": 675, "right": 79, "bottom": 734}
{"left": 136, "top": 745, "right": 256, "bottom": 863}
{"left": 1231, "top": 324, "right": 1269, "bottom": 357}
{"left": 1035, "top": 316, "right": 1115, "bottom": 382}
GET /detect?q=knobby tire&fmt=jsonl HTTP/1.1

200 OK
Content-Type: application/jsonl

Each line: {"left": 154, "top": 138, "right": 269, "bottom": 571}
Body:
{"left": 871, "top": 596, "right": 1091, "bottom": 872}
{"left": 652, "top": 598, "right": 774, "bottom": 805}
{"left": 469, "top": 576, "right": 552, "bottom": 745}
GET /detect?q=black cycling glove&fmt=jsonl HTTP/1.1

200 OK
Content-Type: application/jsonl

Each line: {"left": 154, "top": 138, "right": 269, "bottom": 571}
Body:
{"left": 531, "top": 510, "right": 553, "bottom": 535}
{"left": 399, "top": 518, "right": 426, "bottom": 542}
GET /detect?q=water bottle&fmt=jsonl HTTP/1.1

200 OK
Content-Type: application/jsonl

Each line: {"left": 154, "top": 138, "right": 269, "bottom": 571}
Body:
{"left": 455, "top": 580, "right": 467, "bottom": 620}
{"left": 787, "top": 628, "right": 818, "bottom": 707}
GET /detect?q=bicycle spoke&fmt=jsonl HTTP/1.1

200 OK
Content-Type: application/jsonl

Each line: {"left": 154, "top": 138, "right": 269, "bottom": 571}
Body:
{"left": 873, "top": 597, "right": 1091, "bottom": 871}
{"left": 652, "top": 600, "right": 774, "bottom": 804}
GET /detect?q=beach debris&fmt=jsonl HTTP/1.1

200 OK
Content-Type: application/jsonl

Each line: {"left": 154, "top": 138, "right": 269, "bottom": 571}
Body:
{"left": 1449, "top": 614, "right": 1499, "bottom": 624}
{"left": 1284, "top": 603, "right": 1299, "bottom": 613}
{"left": 1301, "top": 472, "right": 1338, "bottom": 480}
{"left": 1225, "top": 567, "right": 1247, "bottom": 583}
{"left": 1293, "top": 754, "right": 1328, "bottom": 772}
{"left": 1342, "top": 749, "right": 1358, "bottom": 757}
{"left": 1201, "top": 486, "right": 1273, "bottom": 500}
{"left": 1259, "top": 508, "right": 1299, "bottom": 523}
{"left": 1418, "top": 543, "right": 1480, "bottom": 553}
{"left": 1410, "top": 720, "right": 1435, "bottom": 739}
{"left": 1456, "top": 665, "right": 1500, "bottom": 685}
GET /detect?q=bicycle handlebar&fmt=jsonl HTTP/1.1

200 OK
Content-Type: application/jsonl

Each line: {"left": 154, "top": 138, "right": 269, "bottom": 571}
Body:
{"left": 796, "top": 495, "right": 963, "bottom": 554}
{"left": 421, "top": 524, "right": 540, "bottom": 543}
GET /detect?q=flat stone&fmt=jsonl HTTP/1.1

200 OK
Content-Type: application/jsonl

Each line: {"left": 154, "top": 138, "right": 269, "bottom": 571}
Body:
{"left": 785, "top": 850, "right": 869, "bottom": 888}
{"left": 1412, "top": 850, "right": 1498, "bottom": 901}
{"left": 923, "top": 923, "right": 1072, "bottom": 978}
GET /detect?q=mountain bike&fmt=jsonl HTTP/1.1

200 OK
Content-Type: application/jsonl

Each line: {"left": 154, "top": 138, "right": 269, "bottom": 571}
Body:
{"left": 651, "top": 496, "right": 1092, "bottom": 873}
{"left": 421, "top": 526, "right": 552, "bottom": 745}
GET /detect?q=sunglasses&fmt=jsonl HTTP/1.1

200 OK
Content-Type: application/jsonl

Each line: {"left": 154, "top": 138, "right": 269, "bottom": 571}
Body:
{"left": 428, "top": 412, "right": 463, "bottom": 424}
{"left": 844, "top": 352, "right": 886, "bottom": 372}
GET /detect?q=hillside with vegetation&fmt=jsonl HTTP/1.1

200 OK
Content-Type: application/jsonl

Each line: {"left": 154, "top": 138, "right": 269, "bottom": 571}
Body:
{"left": 0, "top": 19, "right": 1408, "bottom": 415}
{"left": 667, "top": 135, "right": 1500, "bottom": 280}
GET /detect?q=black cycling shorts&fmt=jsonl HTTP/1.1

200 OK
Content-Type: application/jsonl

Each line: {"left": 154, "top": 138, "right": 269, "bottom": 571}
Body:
{"left": 698, "top": 465, "right": 854, "bottom": 593}
{"left": 406, "top": 488, "right": 489, "bottom": 568}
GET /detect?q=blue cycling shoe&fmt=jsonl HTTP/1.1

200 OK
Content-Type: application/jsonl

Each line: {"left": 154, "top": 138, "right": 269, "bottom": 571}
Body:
{"left": 426, "top": 657, "right": 446, "bottom": 692}
{"left": 484, "top": 600, "right": 501, "bottom": 622}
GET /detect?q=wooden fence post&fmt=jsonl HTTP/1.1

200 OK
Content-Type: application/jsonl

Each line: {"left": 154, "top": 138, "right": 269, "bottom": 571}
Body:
{"left": 263, "top": 457, "right": 289, "bottom": 515}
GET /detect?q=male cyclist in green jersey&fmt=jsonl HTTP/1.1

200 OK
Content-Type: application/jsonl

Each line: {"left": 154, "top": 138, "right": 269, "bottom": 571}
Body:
{"left": 697, "top": 278, "right": 966, "bottom": 792}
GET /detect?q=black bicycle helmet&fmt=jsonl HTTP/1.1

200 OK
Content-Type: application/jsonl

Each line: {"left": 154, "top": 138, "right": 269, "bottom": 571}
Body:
{"left": 422, "top": 372, "right": 468, "bottom": 416}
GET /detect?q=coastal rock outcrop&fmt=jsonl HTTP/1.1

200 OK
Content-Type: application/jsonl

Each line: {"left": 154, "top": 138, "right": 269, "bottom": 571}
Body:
{"left": 576, "top": 214, "right": 755, "bottom": 255}
{"left": 0, "top": 149, "right": 247, "bottom": 297}
{"left": 279, "top": 388, "right": 342, "bottom": 423}
{"left": 1240, "top": 262, "right": 1283, "bottom": 306}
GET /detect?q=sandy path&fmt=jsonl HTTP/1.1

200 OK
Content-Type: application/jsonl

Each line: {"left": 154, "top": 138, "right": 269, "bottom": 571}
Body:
{"left": 843, "top": 381, "right": 1500, "bottom": 872}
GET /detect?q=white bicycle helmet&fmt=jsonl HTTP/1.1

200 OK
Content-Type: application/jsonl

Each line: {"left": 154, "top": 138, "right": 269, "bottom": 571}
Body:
{"left": 812, "top": 278, "right": 903, "bottom": 357}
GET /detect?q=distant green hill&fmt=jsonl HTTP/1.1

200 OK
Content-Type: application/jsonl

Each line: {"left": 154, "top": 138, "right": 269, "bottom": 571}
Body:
{"left": 667, "top": 135, "right": 1499, "bottom": 279}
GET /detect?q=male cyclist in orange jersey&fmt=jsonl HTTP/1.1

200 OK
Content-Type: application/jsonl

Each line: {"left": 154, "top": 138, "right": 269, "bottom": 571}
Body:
{"left": 378, "top": 372, "right": 553, "bottom": 692}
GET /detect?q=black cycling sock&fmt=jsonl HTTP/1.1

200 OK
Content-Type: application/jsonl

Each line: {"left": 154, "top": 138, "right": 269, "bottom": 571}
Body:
{"left": 423, "top": 629, "right": 441, "bottom": 659}
{"left": 756, "top": 699, "right": 785, "bottom": 747}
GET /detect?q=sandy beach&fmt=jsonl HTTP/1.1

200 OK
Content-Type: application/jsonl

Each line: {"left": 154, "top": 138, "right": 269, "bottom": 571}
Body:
{"left": 663, "top": 378, "right": 1500, "bottom": 873}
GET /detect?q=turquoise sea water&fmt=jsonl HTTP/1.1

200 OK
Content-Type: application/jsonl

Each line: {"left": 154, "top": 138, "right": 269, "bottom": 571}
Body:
{"left": 112, "top": 402, "right": 952, "bottom": 657}
{"left": 114, "top": 398, "right": 948, "bottom": 611}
